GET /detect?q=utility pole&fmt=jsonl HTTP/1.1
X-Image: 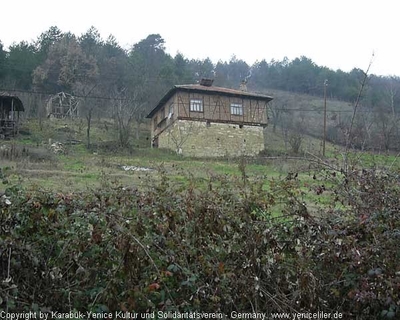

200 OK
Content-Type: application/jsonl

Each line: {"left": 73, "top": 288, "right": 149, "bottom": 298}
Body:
{"left": 323, "top": 79, "right": 328, "bottom": 157}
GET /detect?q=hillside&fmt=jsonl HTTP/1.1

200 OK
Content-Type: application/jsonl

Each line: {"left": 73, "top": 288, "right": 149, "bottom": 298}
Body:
{"left": 263, "top": 88, "right": 400, "bottom": 153}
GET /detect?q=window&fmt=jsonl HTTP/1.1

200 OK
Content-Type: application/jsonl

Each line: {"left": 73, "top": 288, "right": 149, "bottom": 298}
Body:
{"left": 190, "top": 99, "right": 203, "bottom": 112}
{"left": 168, "top": 103, "right": 174, "bottom": 119}
{"left": 230, "top": 103, "right": 243, "bottom": 116}
{"left": 160, "top": 107, "right": 165, "bottom": 119}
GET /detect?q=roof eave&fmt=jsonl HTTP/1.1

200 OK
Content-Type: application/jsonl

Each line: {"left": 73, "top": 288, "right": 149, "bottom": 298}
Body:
{"left": 146, "top": 86, "right": 178, "bottom": 118}
{"left": 0, "top": 94, "right": 25, "bottom": 112}
{"left": 176, "top": 85, "right": 273, "bottom": 100}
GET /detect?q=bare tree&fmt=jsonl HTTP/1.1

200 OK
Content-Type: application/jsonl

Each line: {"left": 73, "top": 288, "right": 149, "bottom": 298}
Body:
{"left": 167, "top": 121, "right": 200, "bottom": 154}
{"left": 279, "top": 111, "right": 305, "bottom": 154}
{"left": 268, "top": 100, "right": 284, "bottom": 133}
{"left": 341, "top": 55, "right": 374, "bottom": 173}
{"left": 360, "top": 109, "right": 374, "bottom": 145}
{"left": 385, "top": 76, "right": 400, "bottom": 117}
{"left": 110, "top": 87, "right": 144, "bottom": 148}
{"left": 347, "top": 110, "right": 374, "bottom": 151}
{"left": 376, "top": 107, "right": 399, "bottom": 151}
{"left": 32, "top": 35, "right": 100, "bottom": 148}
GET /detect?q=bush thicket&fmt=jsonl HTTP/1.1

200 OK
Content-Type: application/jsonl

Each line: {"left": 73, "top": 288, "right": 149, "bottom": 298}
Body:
{"left": 0, "top": 166, "right": 399, "bottom": 318}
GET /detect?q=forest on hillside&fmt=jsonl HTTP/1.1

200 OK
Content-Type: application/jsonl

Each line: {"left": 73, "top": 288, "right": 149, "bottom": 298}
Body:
{"left": 1, "top": 26, "right": 400, "bottom": 150}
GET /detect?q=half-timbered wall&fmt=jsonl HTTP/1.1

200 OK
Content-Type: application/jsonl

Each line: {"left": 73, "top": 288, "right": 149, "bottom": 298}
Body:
{"left": 151, "top": 95, "right": 177, "bottom": 138}
{"left": 175, "top": 91, "right": 268, "bottom": 125}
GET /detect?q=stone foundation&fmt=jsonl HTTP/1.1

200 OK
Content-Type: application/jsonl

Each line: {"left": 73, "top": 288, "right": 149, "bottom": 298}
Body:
{"left": 157, "top": 120, "right": 265, "bottom": 157}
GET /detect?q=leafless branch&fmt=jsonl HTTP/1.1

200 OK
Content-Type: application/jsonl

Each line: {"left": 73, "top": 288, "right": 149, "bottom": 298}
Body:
{"left": 343, "top": 54, "right": 374, "bottom": 173}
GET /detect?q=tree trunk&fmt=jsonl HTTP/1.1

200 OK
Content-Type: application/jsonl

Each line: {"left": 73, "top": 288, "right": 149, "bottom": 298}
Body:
{"left": 86, "top": 108, "right": 92, "bottom": 149}
{"left": 135, "top": 120, "right": 140, "bottom": 140}
{"left": 37, "top": 95, "right": 44, "bottom": 131}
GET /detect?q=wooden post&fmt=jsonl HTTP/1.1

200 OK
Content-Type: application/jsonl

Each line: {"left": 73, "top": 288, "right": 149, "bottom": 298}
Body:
{"left": 323, "top": 80, "right": 328, "bottom": 157}
{"left": 11, "top": 98, "right": 14, "bottom": 121}
{"left": 11, "top": 98, "right": 15, "bottom": 136}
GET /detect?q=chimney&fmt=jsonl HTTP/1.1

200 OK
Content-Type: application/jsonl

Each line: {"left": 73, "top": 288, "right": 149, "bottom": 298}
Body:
{"left": 239, "top": 79, "right": 248, "bottom": 92}
{"left": 199, "top": 78, "right": 214, "bottom": 87}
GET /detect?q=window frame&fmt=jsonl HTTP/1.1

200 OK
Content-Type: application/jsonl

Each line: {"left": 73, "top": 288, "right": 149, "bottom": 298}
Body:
{"left": 230, "top": 103, "right": 243, "bottom": 116}
{"left": 190, "top": 98, "right": 203, "bottom": 113}
{"left": 168, "top": 103, "right": 174, "bottom": 119}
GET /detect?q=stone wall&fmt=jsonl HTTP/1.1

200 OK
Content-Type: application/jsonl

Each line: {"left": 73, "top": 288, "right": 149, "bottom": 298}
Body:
{"left": 158, "top": 120, "right": 265, "bottom": 157}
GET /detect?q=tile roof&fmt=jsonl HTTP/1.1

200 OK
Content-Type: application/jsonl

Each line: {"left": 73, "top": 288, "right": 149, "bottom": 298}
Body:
{"left": 175, "top": 84, "right": 273, "bottom": 99}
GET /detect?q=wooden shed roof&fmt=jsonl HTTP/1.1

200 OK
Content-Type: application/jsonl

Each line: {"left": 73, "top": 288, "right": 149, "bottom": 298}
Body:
{"left": 147, "top": 84, "right": 273, "bottom": 118}
{"left": 0, "top": 92, "right": 25, "bottom": 112}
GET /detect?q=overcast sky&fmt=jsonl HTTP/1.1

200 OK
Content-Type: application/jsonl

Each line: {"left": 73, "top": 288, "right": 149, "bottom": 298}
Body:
{"left": 2, "top": 0, "right": 398, "bottom": 77}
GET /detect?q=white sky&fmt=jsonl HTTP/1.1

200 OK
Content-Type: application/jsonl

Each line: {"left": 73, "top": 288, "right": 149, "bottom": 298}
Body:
{"left": 1, "top": 0, "right": 399, "bottom": 76}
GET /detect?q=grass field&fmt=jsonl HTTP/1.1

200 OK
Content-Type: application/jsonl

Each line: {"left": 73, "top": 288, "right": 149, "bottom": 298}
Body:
{"left": 1, "top": 117, "right": 399, "bottom": 217}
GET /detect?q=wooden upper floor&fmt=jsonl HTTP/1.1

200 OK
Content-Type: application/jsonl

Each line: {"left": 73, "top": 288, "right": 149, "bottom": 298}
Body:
{"left": 147, "top": 83, "right": 273, "bottom": 137}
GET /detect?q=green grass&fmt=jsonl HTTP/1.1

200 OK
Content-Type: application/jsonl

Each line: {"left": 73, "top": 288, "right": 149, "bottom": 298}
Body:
{"left": 2, "top": 118, "right": 399, "bottom": 215}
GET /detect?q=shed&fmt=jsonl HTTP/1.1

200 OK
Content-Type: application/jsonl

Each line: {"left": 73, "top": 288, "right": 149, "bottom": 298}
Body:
{"left": 46, "top": 92, "right": 79, "bottom": 119}
{"left": 0, "top": 92, "right": 24, "bottom": 138}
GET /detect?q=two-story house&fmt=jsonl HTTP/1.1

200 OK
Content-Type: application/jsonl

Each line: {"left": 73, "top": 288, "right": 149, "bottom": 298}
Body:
{"left": 146, "top": 79, "right": 273, "bottom": 157}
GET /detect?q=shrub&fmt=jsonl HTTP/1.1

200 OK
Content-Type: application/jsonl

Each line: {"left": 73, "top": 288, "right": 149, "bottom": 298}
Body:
{"left": 0, "top": 144, "right": 56, "bottom": 163}
{"left": 0, "top": 167, "right": 399, "bottom": 318}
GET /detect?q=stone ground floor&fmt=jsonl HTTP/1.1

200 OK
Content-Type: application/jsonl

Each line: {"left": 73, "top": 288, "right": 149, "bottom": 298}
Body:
{"left": 154, "top": 119, "right": 265, "bottom": 157}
